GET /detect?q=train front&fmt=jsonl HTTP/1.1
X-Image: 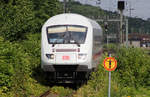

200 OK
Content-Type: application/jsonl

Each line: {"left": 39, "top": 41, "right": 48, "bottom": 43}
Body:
{"left": 41, "top": 14, "right": 93, "bottom": 82}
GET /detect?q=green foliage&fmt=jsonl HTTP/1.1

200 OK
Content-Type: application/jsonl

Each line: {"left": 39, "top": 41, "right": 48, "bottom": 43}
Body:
{"left": 51, "top": 86, "right": 74, "bottom": 97}
{"left": 31, "top": 0, "right": 62, "bottom": 33}
{"left": 0, "top": 0, "right": 61, "bottom": 41}
{"left": 0, "top": 37, "right": 29, "bottom": 93}
{"left": 70, "top": 1, "right": 105, "bottom": 18}
{"left": 21, "top": 33, "right": 41, "bottom": 68}
{"left": 0, "top": 33, "right": 41, "bottom": 96}
{"left": 0, "top": 0, "right": 35, "bottom": 41}
{"left": 115, "top": 47, "right": 150, "bottom": 87}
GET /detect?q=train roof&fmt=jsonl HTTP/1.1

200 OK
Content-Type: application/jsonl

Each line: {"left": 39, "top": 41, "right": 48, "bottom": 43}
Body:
{"left": 43, "top": 13, "right": 102, "bottom": 30}
{"left": 88, "top": 18, "right": 101, "bottom": 30}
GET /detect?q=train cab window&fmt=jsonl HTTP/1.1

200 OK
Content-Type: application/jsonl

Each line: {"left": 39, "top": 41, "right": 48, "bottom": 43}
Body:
{"left": 47, "top": 25, "right": 87, "bottom": 44}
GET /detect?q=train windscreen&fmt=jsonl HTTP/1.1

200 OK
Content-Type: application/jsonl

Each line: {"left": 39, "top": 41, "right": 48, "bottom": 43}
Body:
{"left": 47, "top": 25, "right": 87, "bottom": 44}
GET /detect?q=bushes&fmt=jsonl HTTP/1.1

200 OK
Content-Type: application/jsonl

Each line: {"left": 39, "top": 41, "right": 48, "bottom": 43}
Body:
{"left": 103, "top": 44, "right": 150, "bottom": 87}
{"left": 0, "top": 34, "right": 41, "bottom": 96}
{"left": 115, "top": 47, "right": 150, "bottom": 87}
{"left": 74, "top": 46, "right": 150, "bottom": 97}
{"left": 0, "top": 36, "right": 30, "bottom": 93}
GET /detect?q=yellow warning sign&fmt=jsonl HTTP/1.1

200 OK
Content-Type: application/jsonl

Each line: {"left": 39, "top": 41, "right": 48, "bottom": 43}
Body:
{"left": 103, "top": 57, "right": 117, "bottom": 71}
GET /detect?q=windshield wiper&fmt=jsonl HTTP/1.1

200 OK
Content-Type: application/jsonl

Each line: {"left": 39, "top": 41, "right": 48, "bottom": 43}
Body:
{"left": 75, "top": 41, "right": 80, "bottom": 47}
{"left": 69, "top": 39, "right": 80, "bottom": 47}
{"left": 52, "top": 39, "right": 58, "bottom": 47}
{"left": 68, "top": 32, "right": 80, "bottom": 47}
{"left": 52, "top": 44, "right": 55, "bottom": 47}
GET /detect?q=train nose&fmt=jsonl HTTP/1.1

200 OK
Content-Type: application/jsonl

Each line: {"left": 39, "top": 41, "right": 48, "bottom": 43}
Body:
{"left": 55, "top": 53, "right": 77, "bottom": 64}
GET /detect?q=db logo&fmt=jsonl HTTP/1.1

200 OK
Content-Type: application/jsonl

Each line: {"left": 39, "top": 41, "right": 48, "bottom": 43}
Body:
{"left": 62, "top": 56, "right": 70, "bottom": 60}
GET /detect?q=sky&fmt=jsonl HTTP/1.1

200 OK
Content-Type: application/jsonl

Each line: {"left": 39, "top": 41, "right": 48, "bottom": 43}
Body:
{"left": 72, "top": 0, "right": 150, "bottom": 20}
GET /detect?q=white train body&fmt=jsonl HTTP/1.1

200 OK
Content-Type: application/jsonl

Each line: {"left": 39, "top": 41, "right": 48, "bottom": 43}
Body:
{"left": 41, "top": 13, "right": 102, "bottom": 82}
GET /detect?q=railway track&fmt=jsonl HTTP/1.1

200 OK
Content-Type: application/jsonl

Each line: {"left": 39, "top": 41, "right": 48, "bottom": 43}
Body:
{"left": 39, "top": 90, "right": 51, "bottom": 97}
{"left": 39, "top": 90, "right": 75, "bottom": 97}
{"left": 38, "top": 83, "right": 78, "bottom": 97}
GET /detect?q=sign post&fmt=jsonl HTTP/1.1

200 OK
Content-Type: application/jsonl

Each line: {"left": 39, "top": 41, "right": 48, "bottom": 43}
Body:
{"left": 103, "top": 54, "right": 117, "bottom": 97}
{"left": 108, "top": 69, "right": 111, "bottom": 97}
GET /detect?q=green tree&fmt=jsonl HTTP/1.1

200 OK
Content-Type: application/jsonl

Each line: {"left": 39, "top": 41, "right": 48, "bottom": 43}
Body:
{"left": 0, "top": 0, "right": 62, "bottom": 41}
{"left": 0, "top": 0, "right": 35, "bottom": 41}
{"left": 31, "top": 0, "right": 62, "bottom": 33}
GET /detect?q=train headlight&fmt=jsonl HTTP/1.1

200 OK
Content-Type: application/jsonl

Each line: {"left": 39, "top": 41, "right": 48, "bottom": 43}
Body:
{"left": 78, "top": 53, "right": 87, "bottom": 60}
{"left": 46, "top": 54, "right": 54, "bottom": 59}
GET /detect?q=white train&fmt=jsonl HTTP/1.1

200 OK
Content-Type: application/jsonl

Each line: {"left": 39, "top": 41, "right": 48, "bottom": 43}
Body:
{"left": 41, "top": 13, "right": 103, "bottom": 83}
